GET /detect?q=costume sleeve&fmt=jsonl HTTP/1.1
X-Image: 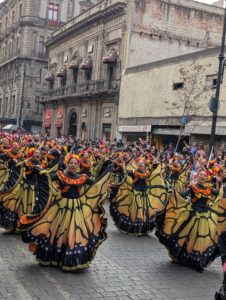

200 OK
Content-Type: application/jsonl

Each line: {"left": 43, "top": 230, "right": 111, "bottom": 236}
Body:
{"left": 0, "top": 153, "right": 9, "bottom": 161}
{"left": 211, "top": 188, "right": 219, "bottom": 196}
{"left": 127, "top": 170, "right": 135, "bottom": 179}
{"left": 223, "top": 185, "right": 226, "bottom": 198}
{"left": 86, "top": 177, "right": 94, "bottom": 186}
{"left": 50, "top": 173, "right": 59, "bottom": 181}
{"left": 180, "top": 188, "right": 191, "bottom": 198}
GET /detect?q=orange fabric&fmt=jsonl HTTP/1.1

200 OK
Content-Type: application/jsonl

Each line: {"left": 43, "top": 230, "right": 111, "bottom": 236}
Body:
{"left": 133, "top": 169, "right": 150, "bottom": 183}
{"left": 3, "top": 149, "right": 23, "bottom": 159}
{"left": 189, "top": 184, "right": 212, "bottom": 196}
{"left": 81, "top": 162, "right": 91, "bottom": 169}
{"left": 57, "top": 171, "right": 87, "bottom": 185}
{"left": 29, "top": 243, "right": 38, "bottom": 254}
{"left": 61, "top": 185, "right": 71, "bottom": 193}
{"left": 170, "top": 165, "right": 181, "bottom": 172}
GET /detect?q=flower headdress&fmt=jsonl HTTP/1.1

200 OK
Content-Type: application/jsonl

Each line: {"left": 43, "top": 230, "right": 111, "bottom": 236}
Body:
{"left": 135, "top": 157, "right": 146, "bottom": 165}
{"left": 26, "top": 147, "right": 36, "bottom": 158}
{"left": 64, "top": 154, "right": 80, "bottom": 164}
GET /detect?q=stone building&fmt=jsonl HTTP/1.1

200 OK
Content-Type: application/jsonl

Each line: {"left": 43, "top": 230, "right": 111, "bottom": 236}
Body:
{"left": 43, "top": 0, "right": 127, "bottom": 140}
{"left": 0, "top": 0, "right": 81, "bottom": 132}
{"left": 43, "top": 0, "right": 225, "bottom": 140}
{"left": 119, "top": 48, "right": 226, "bottom": 150}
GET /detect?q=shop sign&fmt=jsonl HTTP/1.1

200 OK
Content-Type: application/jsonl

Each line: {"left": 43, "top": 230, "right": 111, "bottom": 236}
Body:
{"left": 118, "top": 125, "right": 151, "bottom": 132}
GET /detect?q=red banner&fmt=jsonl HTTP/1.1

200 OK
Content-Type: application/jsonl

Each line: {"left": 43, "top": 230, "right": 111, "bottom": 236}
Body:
{"left": 44, "top": 109, "right": 52, "bottom": 128}
{"left": 55, "top": 106, "right": 64, "bottom": 128}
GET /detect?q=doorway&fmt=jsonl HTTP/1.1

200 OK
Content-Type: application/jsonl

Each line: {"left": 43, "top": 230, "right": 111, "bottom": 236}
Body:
{"left": 68, "top": 112, "right": 77, "bottom": 137}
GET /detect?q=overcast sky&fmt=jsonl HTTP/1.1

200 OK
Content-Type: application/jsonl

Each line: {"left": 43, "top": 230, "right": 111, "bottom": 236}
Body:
{"left": 0, "top": 0, "right": 219, "bottom": 4}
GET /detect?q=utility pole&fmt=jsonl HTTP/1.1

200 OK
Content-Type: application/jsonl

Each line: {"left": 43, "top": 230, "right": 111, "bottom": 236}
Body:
{"left": 209, "top": 1, "right": 226, "bottom": 156}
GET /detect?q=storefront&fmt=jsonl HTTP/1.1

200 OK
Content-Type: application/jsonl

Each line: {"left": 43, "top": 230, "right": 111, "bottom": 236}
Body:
{"left": 102, "top": 123, "right": 112, "bottom": 141}
{"left": 55, "top": 106, "right": 64, "bottom": 138}
{"left": 151, "top": 127, "right": 189, "bottom": 150}
{"left": 44, "top": 109, "right": 52, "bottom": 136}
{"left": 185, "top": 120, "right": 226, "bottom": 152}
{"left": 118, "top": 125, "right": 151, "bottom": 142}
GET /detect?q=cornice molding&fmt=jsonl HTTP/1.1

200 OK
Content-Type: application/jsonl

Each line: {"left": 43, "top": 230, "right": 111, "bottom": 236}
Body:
{"left": 46, "top": 2, "right": 127, "bottom": 48}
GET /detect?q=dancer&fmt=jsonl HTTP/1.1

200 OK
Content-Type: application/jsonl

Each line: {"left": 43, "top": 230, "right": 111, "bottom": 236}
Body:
{"left": 0, "top": 142, "right": 24, "bottom": 190}
{"left": 156, "top": 169, "right": 226, "bottom": 271}
{"left": 18, "top": 154, "right": 112, "bottom": 271}
{"left": 215, "top": 229, "right": 226, "bottom": 300}
{"left": 0, "top": 148, "right": 51, "bottom": 230}
{"left": 109, "top": 157, "right": 167, "bottom": 235}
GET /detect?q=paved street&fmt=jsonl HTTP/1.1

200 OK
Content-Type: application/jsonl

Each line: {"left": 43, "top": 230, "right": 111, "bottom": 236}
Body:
{"left": 0, "top": 206, "right": 223, "bottom": 300}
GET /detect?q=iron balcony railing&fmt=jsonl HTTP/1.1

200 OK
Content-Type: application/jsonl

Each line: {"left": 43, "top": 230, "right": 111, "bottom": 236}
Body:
{"left": 44, "top": 79, "right": 120, "bottom": 100}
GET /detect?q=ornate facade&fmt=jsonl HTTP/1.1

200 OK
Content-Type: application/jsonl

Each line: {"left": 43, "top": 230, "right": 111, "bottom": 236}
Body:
{"left": 43, "top": 0, "right": 224, "bottom": 140}
{"left": 43, "top": 0, "right": 127, "bottom": 140}
{"left": 0, "top": 0, "right": 81, "bottom": 131}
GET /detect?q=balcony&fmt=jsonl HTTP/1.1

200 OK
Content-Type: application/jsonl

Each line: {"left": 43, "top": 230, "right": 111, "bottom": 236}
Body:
{"left": 44, "top": 79, "right": 120, "bottom": 102}
{"left": 19, "top": 16, "right": 47, "bottom": 27}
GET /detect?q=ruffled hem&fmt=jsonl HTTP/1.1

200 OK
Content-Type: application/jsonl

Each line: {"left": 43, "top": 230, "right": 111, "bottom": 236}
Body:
{"left": 0, "top": 204, "right": 18, "bottom": 229}
{"left": 155, "top": 226, "right": 219, "bottom": 269}
{"left": 110, "top": 203, "right": 155, "bottom": 236}
{"left": 21, "top": 217, "right": 107, "bottom": 271}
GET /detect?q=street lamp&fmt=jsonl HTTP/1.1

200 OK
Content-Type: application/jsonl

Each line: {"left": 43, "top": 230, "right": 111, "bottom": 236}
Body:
{"left": 209, "top": 1, "right": 226, "bottom": 156}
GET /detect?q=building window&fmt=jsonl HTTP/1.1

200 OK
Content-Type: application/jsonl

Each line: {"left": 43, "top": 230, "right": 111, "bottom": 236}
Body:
{"left": 212, "top": 78, "right": 218, "bottom": 89}
{"left": 37, "top": 69, "right": 42, "bottom": 84}
{"left": 0, "top": 99, "right": 2, "bottom": 114}
{"left": 85, "top": 70, "right": 92, "bottom": 81}
{"left": 12, "top": 11, "right": 15, "bottom": 23}
{"left": 173, "top": 82, "right": 184, "bottom": 90}
{"left": 19, "top": 3, "right": 23, "bottom": 17}
{"left": 16, "top": 37, "right": 19, "bottom": 51}
{"left": 9, "top": 42, "right": 12, "bottom": 55}
{"left": 48, "top": 3, "right": 59, "bottom": 26}
{"left": 61, "top": 77, "right": 67, "bottom": 87}
{"left": 38, "top": 36, "right": 45, "bottom": 58}
{"left": 35, "top": 96, "right": 40, "bottom": 113}
{"left": 12, "top": 95, "right": 15, "bottom": 113}
{"left": 205, "top": 74, "right": 217, "bottom": 90}
{"left": 5, "top": 97, "right": 8, "bottom": 114}
{"left": 0, "top": 23, "right": 2, "bottom": 33}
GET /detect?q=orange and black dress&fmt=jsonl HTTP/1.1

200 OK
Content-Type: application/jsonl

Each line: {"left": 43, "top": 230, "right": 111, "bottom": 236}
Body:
{"left": 0, "top": 149, "right": 24, "bottom": 190}
{"left": 109, "top": 164, "right": 167, "bottom": 235}
{"left": 0, "top": 158, "right": 51, "bottom": 230}
{"left": 80, "top": 159, "right": 92, "bottom": 177}
{"left": 18, "top": 167, "right": 112, "bottom": 271}
{"left": 156, "top": 183, "right": 226, "bottom": 270}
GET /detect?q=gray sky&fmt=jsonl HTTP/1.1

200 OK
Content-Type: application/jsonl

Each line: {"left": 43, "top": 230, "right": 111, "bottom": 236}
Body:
{"left": 0, "top": 0, "right": 218, "bottom": 4}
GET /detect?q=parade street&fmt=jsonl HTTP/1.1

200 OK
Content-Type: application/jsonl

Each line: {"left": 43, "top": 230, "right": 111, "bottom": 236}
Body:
{"left": 0, "top": 207, "right": 222, "bottom": 300}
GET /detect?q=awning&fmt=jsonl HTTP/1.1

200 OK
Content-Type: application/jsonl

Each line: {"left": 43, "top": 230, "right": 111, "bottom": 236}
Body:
{"left": 45, "top": 73, "right": 54, "bottom": 81}
{"left": 119, "top": 125, "right": 151, "bottom": 133}
{"left": 69, "top": 59, "right": 79, "bottom": 70}
{"left": 2, "top": 124, "right": 17, "bottom": 131}
{"left": 152, "top": 128, "right": 188, "bottom": 136}
{"left": 185, "top": 120, "right": 226, "bottom": 136}
{"left": 102, "top": 49, "right": 117, "bottom": 64}
{"left": 80, "top": 57, "right": 92, "bottom": 70}
{"left": 56, "top": 67, "right": 67, "bottom": 77}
